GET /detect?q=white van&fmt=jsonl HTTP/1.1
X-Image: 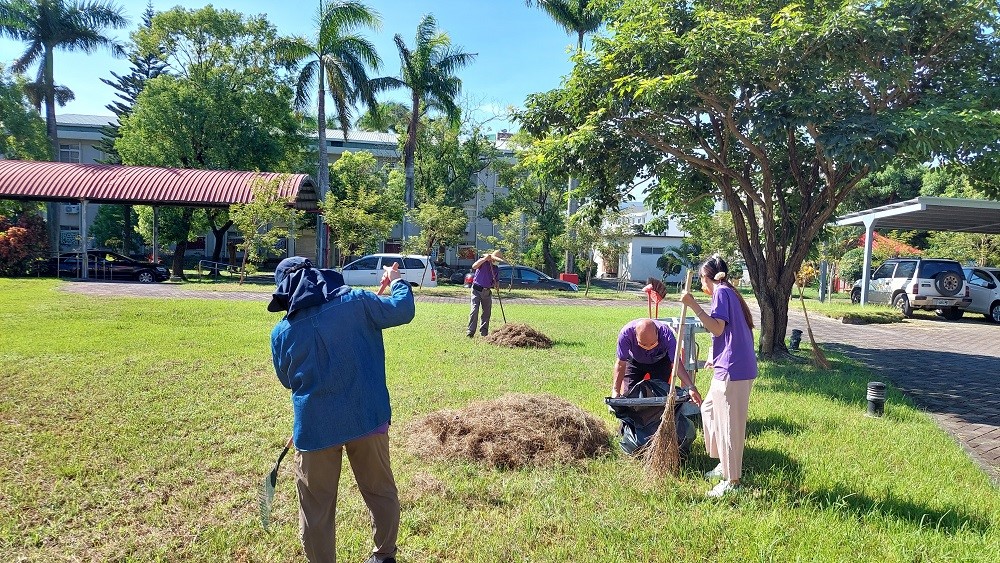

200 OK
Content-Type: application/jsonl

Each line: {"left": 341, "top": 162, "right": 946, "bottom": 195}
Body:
{"left": 339, "top": 253, "right": 438, "bottom": 288}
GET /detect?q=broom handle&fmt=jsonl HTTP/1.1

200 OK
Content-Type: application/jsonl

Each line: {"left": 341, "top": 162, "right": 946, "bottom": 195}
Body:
{"left": 668, "top": 270, "right": 695, "bottom": 390}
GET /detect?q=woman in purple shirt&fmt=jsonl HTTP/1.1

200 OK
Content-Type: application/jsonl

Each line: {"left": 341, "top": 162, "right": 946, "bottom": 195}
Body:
{"left": 680, "top": 255, "right": 757, "bottom": 497}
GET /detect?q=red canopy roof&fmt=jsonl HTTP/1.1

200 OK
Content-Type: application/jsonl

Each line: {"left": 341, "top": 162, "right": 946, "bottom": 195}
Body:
{"left": 0, "top": 160, "right": 318, "bottom": 210}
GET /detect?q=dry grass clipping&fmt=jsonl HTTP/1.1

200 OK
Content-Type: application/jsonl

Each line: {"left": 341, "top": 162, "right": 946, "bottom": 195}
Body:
{"left": 405, "top": 394, "right": 611, "bottom": 469}
{"left": 484, "top": 323, "right": 553, "bottom": 349}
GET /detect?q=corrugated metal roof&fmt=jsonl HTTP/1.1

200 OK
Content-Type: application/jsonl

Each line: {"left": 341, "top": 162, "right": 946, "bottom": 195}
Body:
{"left": 56, "top": 114, "right": 117, "bottom": 126}
{"left": 0, "top": 160, "right": 318, "bottom": 210}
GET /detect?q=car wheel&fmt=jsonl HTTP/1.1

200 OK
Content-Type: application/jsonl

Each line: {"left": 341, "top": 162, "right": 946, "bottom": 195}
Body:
{"left": 938, "top": 307, "right": 964, "bottom": 321}
{"left": 850, "top": 287, "right": 861, "bottom": 304}
{"left": 137, "top": 270, "right": 155, "bottom": 283}
{"left": 933, "top": 272, "right": 962, "bottom": 296}
{"left": 990, "top": 302, "right": 1000, "bottom": 323}
{"left": 892, "top": 293, "right": 912, "bottom": 317}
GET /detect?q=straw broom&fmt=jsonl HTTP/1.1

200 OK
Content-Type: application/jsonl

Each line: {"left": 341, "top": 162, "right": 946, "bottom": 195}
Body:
{"left": 644, "top": 269, "right": 694, "bottom": 478}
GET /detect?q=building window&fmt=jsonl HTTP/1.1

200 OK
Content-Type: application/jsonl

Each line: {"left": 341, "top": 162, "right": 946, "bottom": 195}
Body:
{"left": 59, "top": 143, "right": 81, "bottom": 163}
{"left": 640, "top": 246, "right": 665, "bottom": 255}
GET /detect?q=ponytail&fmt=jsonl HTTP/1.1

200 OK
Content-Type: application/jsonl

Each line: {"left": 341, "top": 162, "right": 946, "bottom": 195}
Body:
{"left": 702, "top": 256, "right": 754, "bottom": 331}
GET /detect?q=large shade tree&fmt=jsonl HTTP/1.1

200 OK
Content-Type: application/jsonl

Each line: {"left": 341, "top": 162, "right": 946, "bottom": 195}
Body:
{"left": 117, "top": 6, "right": 302, "bottom": 278}
{"left": 372, "top": 14, "right": 475, "bottom": 236}
{"left": 0, "top": 0, "right": 128, "bottom": 252}
{"left": 278, "top": 0, "right": 382, "bottom": 266}
{"left": 520, "top": 0, "right": 1000, "bottom": 357}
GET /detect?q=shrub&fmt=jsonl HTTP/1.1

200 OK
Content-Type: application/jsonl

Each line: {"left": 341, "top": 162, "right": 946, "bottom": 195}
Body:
{"left": 0, "top": 213, "right": 49, "bottom": 276}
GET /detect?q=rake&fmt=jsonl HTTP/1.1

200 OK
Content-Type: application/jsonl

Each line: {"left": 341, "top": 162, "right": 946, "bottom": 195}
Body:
{"left": 259, "top": 435, "right": 294, "bottom": 530}
{"left": 643, "top": 269, "right": 693, "bottom": 478}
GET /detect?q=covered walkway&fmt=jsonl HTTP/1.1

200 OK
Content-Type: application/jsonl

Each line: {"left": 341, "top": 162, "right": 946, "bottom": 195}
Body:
{"left": 0, "top": 160, "right": 318, "bottom": 277}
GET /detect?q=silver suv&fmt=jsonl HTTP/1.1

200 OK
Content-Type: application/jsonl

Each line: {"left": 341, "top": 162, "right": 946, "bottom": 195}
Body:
{"left": 851, "top": 258, "right": 971, "bottom": 320}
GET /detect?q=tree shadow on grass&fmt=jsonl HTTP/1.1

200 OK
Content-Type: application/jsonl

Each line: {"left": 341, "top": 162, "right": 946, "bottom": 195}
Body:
{"left": 805, "top": 483, "right": 995, "bottom": 534}
{"left": 746, "top": 415, "right": 805, "bottom": 438}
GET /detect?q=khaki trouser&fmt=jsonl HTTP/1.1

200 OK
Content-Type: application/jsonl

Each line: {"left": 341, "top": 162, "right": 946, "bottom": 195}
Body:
{"left": 701, "top": 378, "right": 754, "bottom": 481}
{"left": 294, "top": 432, "right": 399, "bottom": 563}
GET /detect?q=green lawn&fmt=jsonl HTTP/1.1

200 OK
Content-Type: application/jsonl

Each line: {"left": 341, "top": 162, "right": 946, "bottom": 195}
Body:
{"left": 1, "top": 279, "right": 996, "bottom": 562}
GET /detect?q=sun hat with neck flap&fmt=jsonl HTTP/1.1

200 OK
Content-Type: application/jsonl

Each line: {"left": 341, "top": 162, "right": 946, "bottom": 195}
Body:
{"left": 267, "top": 256, "right": 349, "bottom": 317}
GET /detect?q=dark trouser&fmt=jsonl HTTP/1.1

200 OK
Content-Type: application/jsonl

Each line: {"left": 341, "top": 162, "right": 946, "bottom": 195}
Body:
{"left": 468, "top": 284, "right": 492, "bottom": 336}
{"left": 622, "top": 355, "right": 673, "bottom": 393}
{"left": 295, "top": 432, "right": 399, "bottom": 563}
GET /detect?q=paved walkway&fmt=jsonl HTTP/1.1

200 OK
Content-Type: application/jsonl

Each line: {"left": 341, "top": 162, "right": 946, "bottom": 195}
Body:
{"left": 59, "top": 280, "right": 999, "bottom": 483}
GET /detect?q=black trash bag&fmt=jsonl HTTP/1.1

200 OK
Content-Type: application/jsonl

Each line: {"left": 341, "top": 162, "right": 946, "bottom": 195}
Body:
{"left": 606, "top": 378, "right": 696, "bottom": 459}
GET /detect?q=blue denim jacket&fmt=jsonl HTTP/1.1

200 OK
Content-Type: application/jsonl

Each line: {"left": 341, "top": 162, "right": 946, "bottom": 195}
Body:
{"left": 271, "top": 280, "right": 415, "bottom": 451}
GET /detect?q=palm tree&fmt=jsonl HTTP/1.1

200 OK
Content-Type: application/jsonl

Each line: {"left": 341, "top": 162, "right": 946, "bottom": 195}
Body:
{"left": 0, "top": 0, "right": 128, "bottom": 158}
{"left": 278, "top": 0, "right": 381, "bottom": 267}
{"left": 525, "top": 0, "right": 604, "bottom": 273}
{"left": 524, "top": 0, "right": 602, "bottom": 52}
{"left": 372, "top": 14, "right": 475, "bottom": 237}
{"left": 1, "top": 0, "right": 127, "bottom": 254}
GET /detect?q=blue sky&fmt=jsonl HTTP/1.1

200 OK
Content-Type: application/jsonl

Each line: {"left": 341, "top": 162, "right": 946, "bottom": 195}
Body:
{"left": 0, "top": 0, "right": 584, "bottom": 133}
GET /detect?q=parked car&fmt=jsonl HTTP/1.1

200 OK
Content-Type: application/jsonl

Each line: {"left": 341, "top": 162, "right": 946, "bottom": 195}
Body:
{"left": 498, "top": 265, "right": 578, "bottom": 291}
{"left": 338, "top": 253, "right": 437, "bottom": 288}
{"left": 850, "top": 258, "right": 971, "bottom": 319}
{"left": 49, "top": 250, "right": 170, "bottom": 283}
{"left": 962, "top": 267, "right": 1000, "bottom": 322}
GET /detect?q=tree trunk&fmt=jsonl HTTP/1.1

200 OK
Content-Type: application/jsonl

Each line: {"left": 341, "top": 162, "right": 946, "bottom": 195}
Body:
{"left": 754, "top": 275, "right": 793, "bottom": 359}
{"left": 404, "top": 91, "right": 420, "bottom": 210}
{"left": 542, "top": 235, "right": 557, "bottom": 277}
{"left": 44, "top": 48, "right": 60, "bottom": 255}
{"left": 170, "top": 208, "right": 195, "bottom": 280}
{"left": 210, "top": 220, "right": 233, "bottom": 263}
{"left": 316, "top": 70, "right": 329, "bottom": 267}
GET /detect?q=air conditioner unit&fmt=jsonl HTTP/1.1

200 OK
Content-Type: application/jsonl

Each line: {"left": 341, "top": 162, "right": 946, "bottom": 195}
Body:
{"left": 64, "top": 204, "right": 80, "bottom": 214}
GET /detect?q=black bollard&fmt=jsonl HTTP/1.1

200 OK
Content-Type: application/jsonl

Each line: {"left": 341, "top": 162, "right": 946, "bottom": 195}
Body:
{"left": 789, "top": 329, "right": 803, "bottom": 351}
{"left": 866, "top": 382, "right": 887, "bottom": 417}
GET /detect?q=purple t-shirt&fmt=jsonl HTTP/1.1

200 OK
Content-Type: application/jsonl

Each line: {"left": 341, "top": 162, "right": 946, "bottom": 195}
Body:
{"left": 708, "top": 285, "right": 757, "bottom": 381}
{"left": 616, "top": 319, "right": 677, "bottom": 365}
{"left": 472, "top": 261, "right": 499, "bottom": 288}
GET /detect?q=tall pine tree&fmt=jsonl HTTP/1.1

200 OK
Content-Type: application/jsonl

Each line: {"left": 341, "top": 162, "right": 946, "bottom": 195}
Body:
{"left": 97, "top": 3, "right": 165, "bottom": 165}
{"left": 96, "top": 3, "right": 165, "bottom": 256}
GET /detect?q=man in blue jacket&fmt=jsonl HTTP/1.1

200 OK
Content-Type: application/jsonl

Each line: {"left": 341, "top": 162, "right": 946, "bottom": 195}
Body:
{"left": 268, "top": 256, "right": 414, "bottom": 563}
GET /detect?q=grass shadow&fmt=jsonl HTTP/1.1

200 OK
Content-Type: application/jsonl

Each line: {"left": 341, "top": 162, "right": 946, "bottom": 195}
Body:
{"left": 746, "top": 415, "right": 805, "bottom": 438}
{"left": 807, "top": 484, "right": 995, "bottom": 534}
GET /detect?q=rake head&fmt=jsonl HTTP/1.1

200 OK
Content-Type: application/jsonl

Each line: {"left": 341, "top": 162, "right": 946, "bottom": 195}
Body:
{"left": 259, "top": 444, "right": 290, "bottom": 530}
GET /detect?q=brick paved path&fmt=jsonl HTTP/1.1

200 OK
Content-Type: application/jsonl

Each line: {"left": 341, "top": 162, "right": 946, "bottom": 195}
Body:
{"left": 781, "top": 304, "right": 1000, "bottom": 484}
{"left": 60, "top": 280, "right": 999, "bottom": 483}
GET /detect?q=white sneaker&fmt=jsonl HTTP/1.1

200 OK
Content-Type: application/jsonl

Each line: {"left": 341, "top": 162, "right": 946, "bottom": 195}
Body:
{"left": 706, "top": 480, "right": 739, "bottom": 498}
{"left": 704, "top": 463, "right": 724, "bottom": 480}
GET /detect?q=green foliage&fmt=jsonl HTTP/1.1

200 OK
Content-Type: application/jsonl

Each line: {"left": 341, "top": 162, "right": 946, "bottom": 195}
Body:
{"left": 839, "top": 247, "right": 866, "bottom": 283}
{"left": 411, "top": 115, "right": 505, "bottom": 208}
{"left": 522, "top": 0, "right": 1000, "bottom": 356}
{"left": 404, "top": 201, "right": 468, "bottom": 259}
{"left": 88, "top": 205, "right": 143, "bottom": 252}
{"left": 490, "top": 132, "right": 569, "bottom": 276}
{"left": 134, "top": 206, "right": 208, "bottom": 253}
{"left": 0, "top": 211, "right": 48, "bottom": 275}
{"left": 97, "top": 4, "right": 167, "bottom": 164}
{"left": 0, "top": 66, "right": 49, "bottom": 159}
{"left": 322, "top": 151, "right": 403, "bottom": 264}
{"left": 355, "top": 101, "right": 410, "bottom": 133}
{"left": 229, "top": 177, "right": 305, "bottom": 283}
{"left": 568, "top": 204, "right": 631, "bottom": 290}
{"left": 121, "top": 5, "right": 303, "bottom": 172}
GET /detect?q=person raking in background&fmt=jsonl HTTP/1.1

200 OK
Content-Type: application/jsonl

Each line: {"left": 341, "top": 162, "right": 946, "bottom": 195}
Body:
{"left": 467, "top": 249, "right": 503, "bottom": 338}
{"left": 268, "top": 256, "right": 415, "bottom": 563}
{"left": 612, "top": 318, "right": 703, "bottom": 404}
{"left": 680, "top": 255, "right": 758, "bottom": 498}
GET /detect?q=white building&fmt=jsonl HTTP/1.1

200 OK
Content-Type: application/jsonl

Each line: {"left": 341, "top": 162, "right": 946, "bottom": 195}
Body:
{"left": 595, "top": 202, "right": 688, "bottom": 283}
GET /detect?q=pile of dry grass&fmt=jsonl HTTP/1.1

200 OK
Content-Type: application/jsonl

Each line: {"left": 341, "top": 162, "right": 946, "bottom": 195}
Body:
{"left": 484, "top": 323, "right": 552, "bottom": 349}
{"left": 405, "top": 394, "right": 611, "bottom": 469}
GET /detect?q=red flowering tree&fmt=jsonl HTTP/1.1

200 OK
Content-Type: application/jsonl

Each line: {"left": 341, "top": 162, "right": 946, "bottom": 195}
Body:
{"left": 0, "top": 212, "right": 49, "bottom": 276}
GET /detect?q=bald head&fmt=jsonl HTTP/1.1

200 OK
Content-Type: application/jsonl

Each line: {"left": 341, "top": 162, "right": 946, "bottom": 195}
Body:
{"left": 635, "top": 319, "right": 659, "bottom": 350}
